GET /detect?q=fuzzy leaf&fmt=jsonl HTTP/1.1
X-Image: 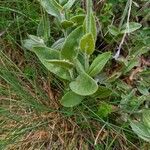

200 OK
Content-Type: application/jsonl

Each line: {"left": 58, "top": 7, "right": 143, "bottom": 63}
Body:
{"left": 46, "top": 59, "right": 74, "bottom": 69}
{"left": 32, "top": 46, "right": 71, "bottom": 80}
{"left": 90, "top": 13, "right": 97, "bottom": 40}
{"left": 70, "top": 15, "right": 85, "bottom": 25}
{"left": 123, "top": 58, "right": 140, "bottom": 74}
{"left": 61, "top": 91, "right": 84, "bottom": 107}
{"left": 59, "top": 0, "right": 67, "bottom": 5}
{"left": 61, "top": 26, "right": 83, "bottom": 60}
{"left": 84, "top": 13, "right": 97, "bottom": 41}
{"left": 69, "top": 72, "right": 98, "bottom": 96}
{"left": 92, "top": 86, "right": 112, "bottom": 99}
{"left": 37, "top": 14, "right": 50, "bottom": 41}
{"left": 108, "top": 25, "right": 120, "bottom": 36}
{"left": 143, "top": 110, "right": 150, "bottom": 128}
{"left": 39, "top": 0, "right": 63, "bottom": 20}
{"left": 130, "top": 121, "right": 150, "bottom": 142}
{"left": 88, "top": 52, "right": 111, "bottom": 77}
{"left": 61, "top": 20, "right": 74, "bottom": 29}
{"left": 51, "top": 38, "right": 65, "bottom": 50}
{"left": 121, "top": 22, "right": 142, "bottom": 34}
{"left": 74, "top": 59, "right": 85, "bottom": 74}
{"left": 23, "top": 35, "right": 45, "bottom": 50}
{"left": 63, "top": 0, "right": 76, "bottom": 10}
{"left": 80, "top": 33, "right": 95, "bottom": 55}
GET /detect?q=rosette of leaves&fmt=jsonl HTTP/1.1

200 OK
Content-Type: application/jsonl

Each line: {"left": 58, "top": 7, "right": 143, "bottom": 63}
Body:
{"left": 24, "top": 0, "right": 111, "bottom": 107}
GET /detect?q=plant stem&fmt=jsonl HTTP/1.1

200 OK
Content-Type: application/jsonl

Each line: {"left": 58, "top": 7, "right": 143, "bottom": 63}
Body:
{"left": 69, "top": 69, "right": 74, "bottom": 80}
{"left": 84, "top": 0, "right": 93, "bottom": 70}
{"left": 86, "top": 0, "right": 92, "bottom": 33}
{"left": 84, "top": 53, "right": 89, "bottom": 71}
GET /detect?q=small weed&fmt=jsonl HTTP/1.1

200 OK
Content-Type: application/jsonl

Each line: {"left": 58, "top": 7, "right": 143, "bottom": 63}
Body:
{"left": 0, "top": 0, "right": 150, "bottom": 149}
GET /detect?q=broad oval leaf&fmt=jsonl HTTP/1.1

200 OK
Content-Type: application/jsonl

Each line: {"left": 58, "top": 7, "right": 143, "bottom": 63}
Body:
{"left": 80, "top": 33, "right": 95, "bottom": 55}
{"left": 88, "top": 52, "right": 111, "bottom": 77}
{"left": 130, "top": 121, "right": 150, "bottom": 142}
{"left": 46, "top": 59, "right": 74, "bottom": 69}
{"left": 121, "top": 22, "right": 142, "bottom": 34}
{"left": 69, "top": 72, "right": 98, "bottom": 96}
{"left": 39, "top": 0, "right": 63, "bottom": 20}
{"left": 61, "top": 91, "right": 84, "bottom": 107}
{"left": 32, "top": 46, "right": 71, "bottom": 80}
{"left": 61, "top": 26, "right": 83, "bottom": 60}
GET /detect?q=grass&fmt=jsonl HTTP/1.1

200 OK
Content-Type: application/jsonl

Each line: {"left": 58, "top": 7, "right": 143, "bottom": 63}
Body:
{"left": 0, "top": 0, "right": 150, "bottom": 149}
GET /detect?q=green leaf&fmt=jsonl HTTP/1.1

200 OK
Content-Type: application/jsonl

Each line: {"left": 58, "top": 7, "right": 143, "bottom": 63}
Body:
{"left": 80, "top": 33, "right": 95, "bottom": 55}
{"left": 51, "top": 38, "right": 65, "bottom": 50}
{"left": 69, "top": 72, "right": 98, "bottom": 96}
{"left": 37, "top": 14, "right": 50, "bottom": 42}
{"left": 121, "top": 22, "right": 142, "bottom": 34}
{"left": 89, "top": 13, "right": 97, "bottom": 40}
{"left": 39, "top": 0, "right": 63, "bottom": 20}
{"left": 130, "top": 121, "right": 150, "bottom": 142}
{"left": 59, "top": 0, "right": 67, "bottom": 5}
{"left": 92, "top": 86, "right": 112, "bottom": 99}
{"left": 143, "top": 110, "right": 150, "bottom": 128}
{"left": 123, "top": 58, "right": 140, "bottom": 74}
{"left": 84, "top": 12, "right": 97, "bottom": 41}
{"left": 23, "top": 35, "right": 45, "bottom": 50}
{"left": 88, "top": 52, "right": 111, "bottom": 77}
{"left": 61, "top": 26, "right": 83, "bottom": 60}
{"left": 32, "top": 46, "right": 71, "bottom": 80}
{"left": 70, "top": 15, "right": 85, "bottom": 25}
{"left": 74, "top": 59, "right": 85, "bottom": 74}
{"left": 107, "top": 72, "right": 122, "bottom": 83}
{"left": 46, "top": 59, "right": 74, "bottom": 69}
{"left": 137, "top": 85, "right": 149, "bottom": 96}
{"left": 61, "top": 20, "right": 74, "bottom": 29}
{"left": 63, "top": 0, "right": 76, "bottom": 10}
{"left": 61, "top": 91, "right": 84, "bottom": 107}
{"left": 108, "top": 25, "right": 120, "bottom": 36}
{"left": 130, "top": 46, "right": 149, "bottom": 57}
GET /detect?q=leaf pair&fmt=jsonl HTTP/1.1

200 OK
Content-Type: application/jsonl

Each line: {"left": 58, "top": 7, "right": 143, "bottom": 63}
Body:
{"left": 23, "top": 36, "right": 72, "bottom": 80}
{"left": 68, "top": 52, "right": 112, "bottom": 96}
{"left": 40, "top": 0, "right": 77, "bottom": 21}
{"left": 60, "top": 71, "right": 98, "bottom": 107}
{"left": 60, "top": 52, "right": 112, "bottom": 107}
